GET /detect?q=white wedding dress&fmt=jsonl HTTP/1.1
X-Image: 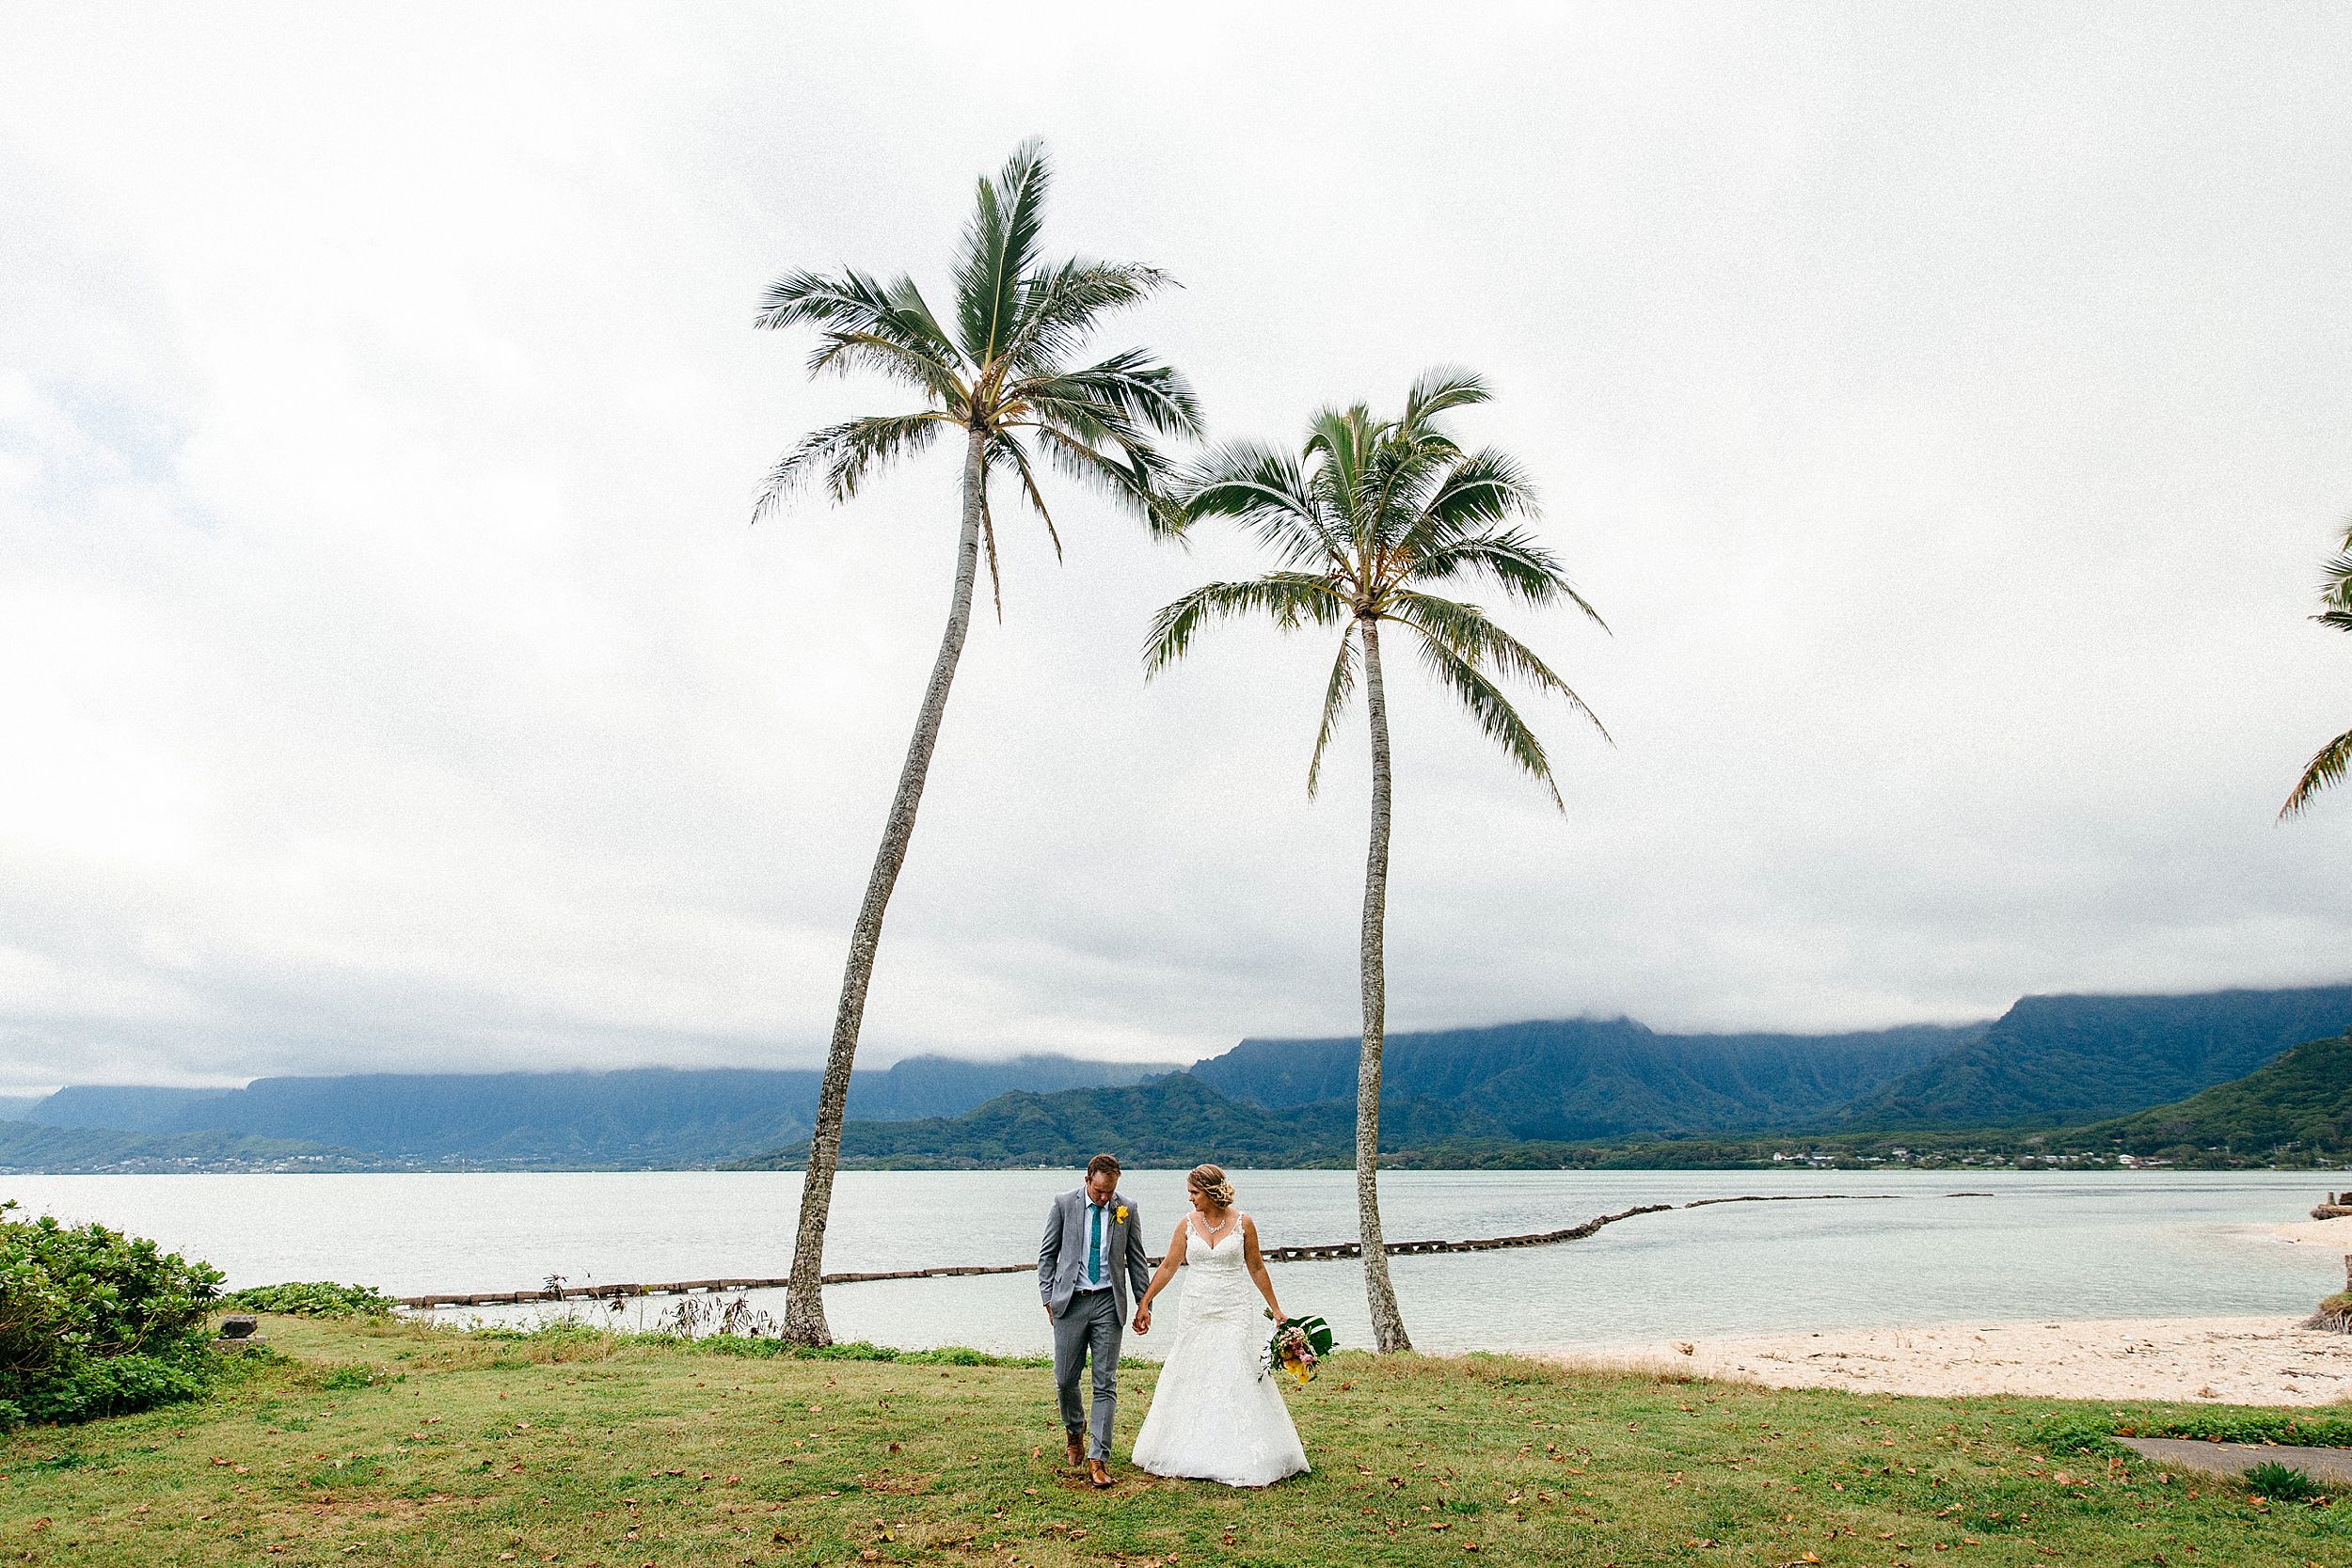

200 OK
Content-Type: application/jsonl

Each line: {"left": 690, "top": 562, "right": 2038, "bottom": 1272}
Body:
{"left": 1131, "top": 1215, "right": 1310, "bottom": 1487}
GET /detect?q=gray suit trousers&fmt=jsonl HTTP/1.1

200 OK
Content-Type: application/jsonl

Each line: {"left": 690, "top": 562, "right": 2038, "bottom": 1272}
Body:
{"left": 1052, "top": 1287, "right": 1121, "bottom": 1461}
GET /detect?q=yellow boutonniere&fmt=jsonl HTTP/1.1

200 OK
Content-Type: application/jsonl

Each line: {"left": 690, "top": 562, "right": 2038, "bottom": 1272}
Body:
{"left": 1115, "top": 1206, "right": 1128, "bottom": 1222}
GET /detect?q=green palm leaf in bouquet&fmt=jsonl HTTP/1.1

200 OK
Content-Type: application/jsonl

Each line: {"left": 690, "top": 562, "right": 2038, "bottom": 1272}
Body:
{"left": 1263, "top": 1311, "right": 1336, "bottom": 1384}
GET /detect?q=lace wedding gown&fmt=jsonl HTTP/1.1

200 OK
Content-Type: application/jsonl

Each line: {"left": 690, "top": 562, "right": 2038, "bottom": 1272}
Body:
{"left": 1131, "top": 1217, "right": 1310, "bottom": 1487}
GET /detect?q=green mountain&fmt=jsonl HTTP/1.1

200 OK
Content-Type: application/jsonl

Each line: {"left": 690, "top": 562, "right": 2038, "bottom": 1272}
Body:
{"left": 724, "top": 1073, "right": 1505, "bottom": 1170}
{"left": 23, "top": 1055, "right": 1181, "bottom": 1169}
{"left": 1193, "top": 1018, "right": 1977, "bottom": 1141}
{"left": 1838, "top": 984, "right": 2352, "bottom": 1130}
{"left": 2051, "top": 1032, "right": 2352, "bottom": 1164}
{"left": 35, "top": 983, "right": 2352, "bottom": 1172}
{"left": 0, "top": 1120, "right": 371, "bottom": 1174}
{"left": 727, "top": 984, "right": 2352, "bottom": 1170}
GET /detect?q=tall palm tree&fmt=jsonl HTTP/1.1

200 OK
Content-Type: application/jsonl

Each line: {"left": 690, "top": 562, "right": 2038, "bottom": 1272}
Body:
{"left": 2281, "top": 521, "right": 2352, "bottom": 819}
{"left": 1145, "top": 371, "right": 1608, "bottom": 1352}
{"left": 754, "top": 141, "right": 1200, "bottom": 1345}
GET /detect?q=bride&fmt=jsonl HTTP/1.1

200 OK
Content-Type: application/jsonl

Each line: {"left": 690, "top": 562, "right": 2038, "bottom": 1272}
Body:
{"left": 1129, "top": 1164, "right": 1310, "bottom": 1487}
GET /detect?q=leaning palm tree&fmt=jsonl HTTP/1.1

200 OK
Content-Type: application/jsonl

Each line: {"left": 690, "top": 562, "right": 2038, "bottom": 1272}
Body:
{"left": 754, "top": 140, "right": 1200, "bottom": 1345}
{"left": 1145, "top": 371, "right": 1608, "bottom": 1352}
{"left": 2281, "top": 522, "right": 2352, "bottom": 819}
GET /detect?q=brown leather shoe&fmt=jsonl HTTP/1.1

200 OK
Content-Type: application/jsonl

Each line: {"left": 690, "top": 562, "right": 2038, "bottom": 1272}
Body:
{"left": 1089, "top": 1458, "right": 1112, "bottom": 1489}
{"left": 1065, "top": 1433, "right": 1085, "bottom": 1467}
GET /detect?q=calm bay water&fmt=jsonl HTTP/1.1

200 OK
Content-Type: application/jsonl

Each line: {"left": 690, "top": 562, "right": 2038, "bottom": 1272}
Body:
{"left": 9, "top": 1168, "right": 2339, "bottom": 1357}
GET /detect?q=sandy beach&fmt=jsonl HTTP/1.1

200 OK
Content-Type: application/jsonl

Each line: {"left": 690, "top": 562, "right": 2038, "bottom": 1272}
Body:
{"left": 2262, "top": 1212, "right": 2352, "bottom": 1251}
{"left": 1560, "top": 1316, "right": 2352, "bottom": 1405}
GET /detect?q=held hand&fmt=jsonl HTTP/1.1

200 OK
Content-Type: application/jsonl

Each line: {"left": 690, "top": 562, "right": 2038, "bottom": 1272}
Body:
{"left": 1133, "top": 1306, "right": 1152, "bottom": 1334}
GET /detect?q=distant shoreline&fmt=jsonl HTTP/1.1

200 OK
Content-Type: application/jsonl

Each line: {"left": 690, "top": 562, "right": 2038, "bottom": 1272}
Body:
{"left": 15, "top": 1160, "right": 2352, "bottom": 1177}
{"left": 12, "top": 1156, "right": 2352, "bottom": 1176}
{"left": 18, "top": 990, "right": 2352, "bottom": 1174}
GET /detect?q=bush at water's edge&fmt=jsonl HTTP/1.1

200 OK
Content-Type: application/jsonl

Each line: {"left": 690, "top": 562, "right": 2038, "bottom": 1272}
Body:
{"left": 221, "top": 1281, "right": 399, "bottom": 1319}
{"left": 0, "top": 1200, "right": 224, "bottom": 1428}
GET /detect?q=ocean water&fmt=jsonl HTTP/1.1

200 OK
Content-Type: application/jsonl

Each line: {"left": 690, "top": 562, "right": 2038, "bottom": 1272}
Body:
{"left": 9, "top": 1168, "right": 2340, "bottom": 1357}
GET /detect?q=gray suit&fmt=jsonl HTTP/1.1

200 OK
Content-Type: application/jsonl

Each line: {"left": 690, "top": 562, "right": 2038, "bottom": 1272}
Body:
{"left": 1038, "top": 1187, "right": 1151, "bottom": 1461}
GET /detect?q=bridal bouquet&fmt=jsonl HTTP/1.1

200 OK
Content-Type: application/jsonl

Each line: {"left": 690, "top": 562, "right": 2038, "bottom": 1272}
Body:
{"left": 1263, "top": 1312, "right": 1335, "bottom": 1385}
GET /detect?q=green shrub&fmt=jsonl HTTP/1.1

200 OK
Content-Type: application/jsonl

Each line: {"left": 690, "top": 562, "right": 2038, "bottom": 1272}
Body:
{"left": 2246, "top": 1461, "right": 2323, "bottom": 1502}
{"left": 2032, "top": 1411, "right": 2126, "bottom": 1456}
{"left": 2113, "top": 1410, "right": 2352, "bottom": 1448}
{"left": 30, "top": 1353, "right": 212, "bottom": 1418}
{"left": 221, "top": 1281, "right": 399, "bottom": 1318}
{"left": 0, "top": 1200, "right": 224, "bottom": 1427}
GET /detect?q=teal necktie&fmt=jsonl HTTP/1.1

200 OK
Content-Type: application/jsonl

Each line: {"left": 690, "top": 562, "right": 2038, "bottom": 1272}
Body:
{"left": 1089, "top": 1202, "right": 1103, "bottom": 1285}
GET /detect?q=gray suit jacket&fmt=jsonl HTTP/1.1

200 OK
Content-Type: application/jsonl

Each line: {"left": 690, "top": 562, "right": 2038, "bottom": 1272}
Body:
{"left": 1039, "top": 1187, "right": 1151, "bottom": 1319}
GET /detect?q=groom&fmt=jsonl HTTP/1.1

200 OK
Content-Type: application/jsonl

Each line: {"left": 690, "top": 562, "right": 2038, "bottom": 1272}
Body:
{"left": 1039, "top": 1152, "right": 1151, "bottom": 1488}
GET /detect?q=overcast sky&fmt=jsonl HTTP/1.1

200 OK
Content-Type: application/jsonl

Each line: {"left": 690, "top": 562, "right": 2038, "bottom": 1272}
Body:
{"left": 4, "top": 3, "right": 2349, "bottom": 1091}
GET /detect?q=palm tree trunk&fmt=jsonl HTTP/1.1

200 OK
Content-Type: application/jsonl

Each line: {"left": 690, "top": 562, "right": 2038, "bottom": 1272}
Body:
{"left": 782, "top": 423, "right": 989, "bottom": 1346}
{"left": 1356, "top": 616, "right": 1412, "bottom": 1354}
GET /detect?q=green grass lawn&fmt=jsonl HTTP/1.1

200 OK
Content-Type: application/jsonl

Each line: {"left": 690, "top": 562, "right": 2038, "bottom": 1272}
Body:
{"left": 6, "top": 1316, "right": 2349, "bottom": 1567}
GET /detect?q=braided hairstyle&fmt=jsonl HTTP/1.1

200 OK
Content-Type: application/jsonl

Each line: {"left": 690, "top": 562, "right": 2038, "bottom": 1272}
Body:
{"left": 1186, "top": 1164, "right": 1236, "bottom": 1211}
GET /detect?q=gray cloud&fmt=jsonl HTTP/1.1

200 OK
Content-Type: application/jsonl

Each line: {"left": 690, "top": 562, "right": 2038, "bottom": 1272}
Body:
{"left": 3, "top": 2, "right": 2349, "bottom": 1091}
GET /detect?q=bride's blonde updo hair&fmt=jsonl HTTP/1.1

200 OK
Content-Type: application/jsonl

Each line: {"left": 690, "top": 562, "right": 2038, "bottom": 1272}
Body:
{"left": 1187, "top": 1164, "right": 1236, "bottom": 1211}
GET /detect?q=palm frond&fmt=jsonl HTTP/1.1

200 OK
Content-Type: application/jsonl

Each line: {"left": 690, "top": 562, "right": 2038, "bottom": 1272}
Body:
{"left": 1307, "top": 623, "right": 1359, "bottom": 799}
{"left": 1032, "top": 424, "right": 1185, "bottom": 537}
{"left": 1406, "top": 627, "right": 1565, "bottom": 811}
{"left": 755, "top": 269, "right": 959, "bottom": 367}
{"left": 1361, "top": 429, "right": 1469, "bottom": 556}
{"left": 1143, "top": 574, "right": 1348, "bottom": 676}
{"left": 804, "top": 330, "right": 965, "bottom": 405}
{"left": 1410, "top": 525, "right": 1558, "bottom": 593}
{"left": 988, "top": 432, "right": 1062, "bottom": 562}
{"left": 2320, "top": 608, "right": 2352, "bottom": 635}
{"left": 952, "top": 139, "right": 1051, "bottom": 366}
{"left": 1404, "top": 448, "right": 1537, "bottom": 550}
{"left": 1401, "top": 366, "right": 1491, "bottom": 430}
{"left": 1414, "top": 527, "right": 1606, "bottom": 626}
{"left": 753, "top": 411, "right": 948, "bottom": 520}
{"left": 1303, "top": 406, "right": 1375, "bottom": 536}
{"left": 1004, "top": 261, "right": 1174, "bottom": 373}
{"left": 977, "top": 479, "right": 1003, "bottom": 622}
{"left": 1020, "top": 349, "right": 1203, "bottom": 439}
{"left": 1391, "top": 591, "right": 1612, "bottom": 742}
{"left": 2322, "top": 546, "right": 2352, "bottom": 614}
{"left": 1182, "top": 441, "right": 1352, "bottom": 571}
{"left": 2281, "top": 726, "right": 2352, "bottom": 819}
{"left": 1357, "top": 369, "right": 1486, "bottom": 544}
